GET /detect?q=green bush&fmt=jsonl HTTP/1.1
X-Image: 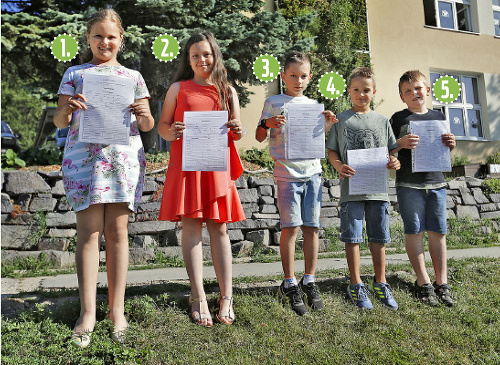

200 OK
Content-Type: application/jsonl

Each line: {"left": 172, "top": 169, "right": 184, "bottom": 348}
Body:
{"left": 145, "top": 149, "right": 170, "bottom": 163}
{"left": 240, "top": 147, "right": 275, "bottom": 170}
{"left": 486, "top": 149, "right": 500, "bottom": 164}
{"left": 1, "top": 149, "right": 26, "bottom": 169}
{"left": 482, "top": 178, "right": 500, "bottom": 197}
{"left": 20, "top": 143, "right": 63, "bottom": 166}
{"left": 451, "top": 154, "right": 471, "bottom": 167}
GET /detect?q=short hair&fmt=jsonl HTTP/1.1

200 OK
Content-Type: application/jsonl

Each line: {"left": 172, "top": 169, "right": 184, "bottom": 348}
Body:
{"left": 283, "top": 52, "right": 311, "bottom": 71}
{"left": 398, "top": 70, "right": 428, "bottom": 93}
{"left": 348, "top": 67, "right": 375, "bottom": 88}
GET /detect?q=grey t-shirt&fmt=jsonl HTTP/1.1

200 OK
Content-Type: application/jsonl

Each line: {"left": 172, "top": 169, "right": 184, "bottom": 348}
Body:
{"left": 326, "top": 109, "right": 398, "bottom": 203}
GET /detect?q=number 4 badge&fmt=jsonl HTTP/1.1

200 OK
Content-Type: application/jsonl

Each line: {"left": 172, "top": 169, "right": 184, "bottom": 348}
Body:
{"left": 152, "top": 34, "right": 180, "bottom": 62}
{"left": 318, "top": 72, "right": 346, "bottom": 100}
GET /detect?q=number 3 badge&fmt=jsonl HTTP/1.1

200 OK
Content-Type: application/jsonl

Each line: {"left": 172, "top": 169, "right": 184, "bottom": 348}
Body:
{"left": 433, "top": 75, "right": 461, "bottom": 104}
{"left": 318, "top": 72, "right": 346, "bottom": 100}
{"left": 152, "top": 34, "right": 180, "bottom": 62}
{"left": 253, "top": 54, "right": 280, "bottom": 83}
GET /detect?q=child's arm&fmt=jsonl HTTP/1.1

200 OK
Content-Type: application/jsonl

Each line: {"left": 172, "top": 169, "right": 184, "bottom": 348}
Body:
{"left": 53, "top": 94, "right": 87, "bottom": 129}
{"left": 255, "top": 115, "right": 286, "bottom": 142}
{"left": 328, "top": 149, "right": 355, "bottom": 180}
{"left": 441, "top": 132, "right": 455, "bottom": 151}
{"left": 394, "top": 133, "right": 420, "bottom": 153}
{"left": 130, "top": 98, "right": 154, "bottom": 132}
{"left": 323, "top": 110, "right": 338, "bottom": 134}
{"left": 387, "top": 151, "right": 401, "bottom": 170}
{"left": 226, "top": 86, "right": 244, "bottom": 141}
{"left": 158, "top": 82, "right": 185, "bottom": 142}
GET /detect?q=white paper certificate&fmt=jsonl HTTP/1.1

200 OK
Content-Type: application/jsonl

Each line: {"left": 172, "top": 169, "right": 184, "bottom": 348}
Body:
{"left": 285, "top": 103, "right": 325, "bottom": 159}
{"left": 80, "top": 73, "right": 135, "bottom": 145}
{"left": 182, "top": 111, "right": 228, "bottom": 171}
{"left": 347, "top": 147, "right": 389, "bottom": 195}
{"left": 410, "top": 120, "right": 451, "bottom": 172}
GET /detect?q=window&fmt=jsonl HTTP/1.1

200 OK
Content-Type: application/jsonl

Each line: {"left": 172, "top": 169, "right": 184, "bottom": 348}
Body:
{"left": 494, "top": 0, "right": 500, "bottom": 36}
{"left": 430, "top": 72, "right": 483, "bottom": 140}
{"left": 423, "top": 0, "right": 472, "bottom": 32}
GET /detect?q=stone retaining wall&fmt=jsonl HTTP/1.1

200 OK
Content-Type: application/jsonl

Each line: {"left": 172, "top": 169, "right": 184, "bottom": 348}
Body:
{"left": 2, "top": 170, "right": 499, "bottom": 268}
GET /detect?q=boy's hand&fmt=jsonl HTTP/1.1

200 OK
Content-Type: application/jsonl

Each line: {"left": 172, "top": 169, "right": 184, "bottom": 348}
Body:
{"left": 397, "top": 134, "right": 419, "bottom": 149}
{"left": 387, "top": 155, "right": 400, "bottom": 170}
{"left": 323, "top": 110, "right": 338, "bottom": 133}
{"left": 442, "top": 133, "right": 455, "bottom": 150}
{"left": 266, "top": 115, "right": 286, "bottom": 128}
{"left": 337, "top": 164, "right": 356, "bottom": 180}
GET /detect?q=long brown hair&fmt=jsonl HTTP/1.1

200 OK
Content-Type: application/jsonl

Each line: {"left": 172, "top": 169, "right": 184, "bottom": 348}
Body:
{"left": 80, "top": 8, "right": 124, "bottom": 64}
{"left": 173, "top": 30, "right": 233, "bottom": 115}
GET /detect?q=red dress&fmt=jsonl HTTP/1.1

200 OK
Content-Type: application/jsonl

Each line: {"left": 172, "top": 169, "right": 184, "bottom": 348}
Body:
{"left": 159, "top": 80, "right": 245, "bottom": 223}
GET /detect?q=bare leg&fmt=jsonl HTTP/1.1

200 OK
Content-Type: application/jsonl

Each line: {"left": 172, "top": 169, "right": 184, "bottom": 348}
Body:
{"left": 427, "top": 231, "right": 448, "bottom": 285}
{"left": 279, "top": 226, "right": 300, "bottom": 278}
{"left": 345, "top": 242, "right": 361, "bottom": 285}
{"left": 104, "top": 203, "right": 130, "bottom": 332}
{"left": 405, "top": 232, "right": 431, "bottom": 286}
{"left": 370, "top": 242, "right": 386, "bottom": 283}
{"left": 181, "top": 217, "right": 211, "bottom": 326}
{"left": 74, "top": 204, "right": 104, "bottom": 333}
{"left": 206, "top": 219, "right": 233, "bottom": 323}
{"left": 302, "top": 226, "right": 319, "bottom": 276}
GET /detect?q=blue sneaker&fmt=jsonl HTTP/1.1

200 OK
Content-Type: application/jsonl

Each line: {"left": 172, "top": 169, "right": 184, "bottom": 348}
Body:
{"left": 370, "top": 279, "right": 398, "bottom": 310}
{"left": 347, "top": 283, "right": 373, "bottom": 310}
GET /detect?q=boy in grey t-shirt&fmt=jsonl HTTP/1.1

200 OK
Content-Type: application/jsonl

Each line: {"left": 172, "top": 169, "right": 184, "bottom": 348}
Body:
{"left": 326, "top": 67, "right": 400, "bottom": 310}
{"left": 256, "top": 52, "right": 336, "bottom": 315}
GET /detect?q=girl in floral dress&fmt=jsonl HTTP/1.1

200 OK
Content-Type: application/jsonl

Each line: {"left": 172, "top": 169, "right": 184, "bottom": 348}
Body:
{"left": 53, "top": 9, "right": 154, "bottom": 348}
{"left": 158, "top": 30, "right": 245, "bottom": 327}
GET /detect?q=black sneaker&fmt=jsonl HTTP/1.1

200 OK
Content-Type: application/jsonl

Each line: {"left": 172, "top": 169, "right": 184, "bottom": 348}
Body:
{"left": 414, "top": 281, "right": 439, "bottom": 306}
{"left": 299, "top": 278, "right": 324, "bottom": 311}
{"left": 278, "top": 281, "right": 308, "bottom": 316}
{"left": 434, "top": 282, "right": 454, "bottom": 307}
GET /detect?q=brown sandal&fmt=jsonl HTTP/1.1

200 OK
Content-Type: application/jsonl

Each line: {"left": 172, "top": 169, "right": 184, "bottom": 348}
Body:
{"left": 214, "top": 295, "right": 235, "bottom": 325}
{"left": 189, "top": 296, "right": 213, "bottom": 327}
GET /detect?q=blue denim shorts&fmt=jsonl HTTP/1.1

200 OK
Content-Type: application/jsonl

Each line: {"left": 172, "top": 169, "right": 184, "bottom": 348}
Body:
{"left": 340, "top": 200, "right": 390, "bottom": 244}
{"left": 276, "top": 173, "right": 322, "bottom": 228}
{"left": 396, "top": 186, "right": 447, "bottom": 234}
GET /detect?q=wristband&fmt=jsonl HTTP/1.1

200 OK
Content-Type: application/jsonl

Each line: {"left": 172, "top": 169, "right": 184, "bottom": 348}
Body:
{"left": 259, "top": 119, "right": 269, "bottom": 129}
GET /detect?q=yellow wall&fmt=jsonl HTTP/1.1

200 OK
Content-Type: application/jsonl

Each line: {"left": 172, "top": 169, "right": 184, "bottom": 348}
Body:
{"left": 366, "top": 0, "right": 500, "bottom": 163}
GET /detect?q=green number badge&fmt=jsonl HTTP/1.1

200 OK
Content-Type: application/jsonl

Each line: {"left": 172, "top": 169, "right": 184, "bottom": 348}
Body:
{"left": 152, "top": 34, "right": 180, "bottom": 62}
{"left": 51, "top": 34, "right": 79, "bottom": 63}
{"left": 433, "top": 75, "right": 461, "bottom": 104}
{"left": 318, "top": 72, "right": 346, "bottom": 100}
{"left": 253, "top": 54, "right": 280, "bottom": 83}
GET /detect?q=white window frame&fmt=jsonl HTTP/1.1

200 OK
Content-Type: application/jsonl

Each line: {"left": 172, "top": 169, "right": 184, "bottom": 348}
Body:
{"left": 424, "top": 0, "right": 473, "bottom": 32}
{"left": 493, "top": 1, "right": 500, "bottom": 36}
{"left": 431, "top": 72, "right": 484, "bottom": 141}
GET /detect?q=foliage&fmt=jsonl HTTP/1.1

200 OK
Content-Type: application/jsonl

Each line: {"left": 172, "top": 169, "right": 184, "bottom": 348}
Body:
{"left": 321, "top": 154, "right": 338, "bottom": 179}
{"left": 482, "top": 178, "right": 500, "bottom": 198}
{"left": 240, "top": 147, "right": 275, "bottom": 171}
{"left": 19, "top": 143, "right": 63, "bottom": 166}
{"left": 152, "top": 251, "right": 184, "bottom": 267}
{"left": 1, "top": 149, "right": 26, "bottom": 169}
{"left": 2, "top": 258, "right": 500, "bottom": 364}
{"left": 447, "top": 217, "right": 498, "bottom": 247}
{"left": 145, "top": 149, "right": 169, "bottom": 163}
{"left": 451, "top": 154, "right": 471, "bottom": 166}
{"left": 486, "top": 149, "right": 500, "bottom": 164}
{"left": 1, "top": 253, "right": 55, "bottom": 278}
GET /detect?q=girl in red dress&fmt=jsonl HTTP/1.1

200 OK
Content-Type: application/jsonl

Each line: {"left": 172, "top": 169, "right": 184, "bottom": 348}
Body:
{"left": 158, "top": 30, "right": 245, "bottom": 327}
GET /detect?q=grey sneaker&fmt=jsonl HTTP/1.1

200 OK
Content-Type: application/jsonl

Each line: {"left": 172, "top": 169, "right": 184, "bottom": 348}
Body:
{"left": 299, "top": 278, "right": 324, "bottom": 311}
{"left": 278, "top": 281, "right": 308, "bottom": 316}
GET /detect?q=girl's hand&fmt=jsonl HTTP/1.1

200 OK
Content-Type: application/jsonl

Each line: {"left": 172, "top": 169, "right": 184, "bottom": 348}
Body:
{"left": 266, "top": 115, "right": 286, "bottom": 128}
{"left": 387, "top": 155, "right": 401, "bottom": 170}
{"left": 65, "top": 94, "right": 87, "bottom": 115}
{"left": 171, "top": 121, "right": 185, "bottom": 140}
{"left": 397, "top": 134, "right": 420, "bottom": 149}
{"left": 442, "top": 133, "right": 456, "bottom": 150}
{"left": 337, "top": 164, "right": 356, "bottom": 180}
{"left": 129, "top": 101, "right": 152, "bottom": 118}
{"left": 227, "top": 119, "right": 245, "bottom": 140}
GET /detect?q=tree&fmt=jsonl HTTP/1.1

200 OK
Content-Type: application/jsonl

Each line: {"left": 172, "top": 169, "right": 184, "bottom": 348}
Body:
{"left": 2, "top": 0, "right": 316, "bottom": 150}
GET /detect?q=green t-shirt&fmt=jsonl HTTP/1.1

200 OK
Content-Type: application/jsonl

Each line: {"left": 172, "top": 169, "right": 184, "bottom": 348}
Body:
{"left": 326, "top": 109, "right": 398, "bottom": 203}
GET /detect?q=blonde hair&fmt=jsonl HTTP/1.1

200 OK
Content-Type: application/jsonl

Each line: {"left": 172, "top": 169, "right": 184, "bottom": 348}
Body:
{"left": 80, "top": 8, "right": 124, "bottom": 64}
{"left": 348, "top": 66, "right": 376, "bottom": 88}
{"left": 398, "top": 70, "right": 428, "bottom": 93}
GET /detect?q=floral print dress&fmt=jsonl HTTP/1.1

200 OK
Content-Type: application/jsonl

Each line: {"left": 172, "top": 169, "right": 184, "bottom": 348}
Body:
{"left": 57, "top": 63, "right": 150, "bottom": 212}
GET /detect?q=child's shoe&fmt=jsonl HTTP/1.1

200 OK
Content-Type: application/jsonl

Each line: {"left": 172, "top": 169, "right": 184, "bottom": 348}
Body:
{"left": 278, "top": 281, "right": 308, "bottom": 316}
{"left": 414, "top": 281, "right": 439, "bottom": 306}
{"left": 299, "top": 277, "right": 324, "bottom": 311}
{"left": 433, "top": 282, "right": 454, "bottom": 307}
{"left": 347, "top": 283, "right": 373, "bottom": 310}
{"left": 369, "top": 278, "right": 398, "bottom": 310}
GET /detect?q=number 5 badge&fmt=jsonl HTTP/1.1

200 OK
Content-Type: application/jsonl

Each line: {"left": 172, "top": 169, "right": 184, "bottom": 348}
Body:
{"left": 433, "top": 75, "right": 461, "bottom": 104}
{"left": 253, "top": 54, "right": 280, "bottom": 83}
{"left": 318, "top": 72, "right": 346, "bottom": 100}
{"left": 152, "top": 34, "right": 180, "bottom": 62}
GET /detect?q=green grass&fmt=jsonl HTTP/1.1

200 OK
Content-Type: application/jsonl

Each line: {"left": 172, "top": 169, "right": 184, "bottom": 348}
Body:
{"left": 2, "top": 257, "right": 499, "bottom": 364}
